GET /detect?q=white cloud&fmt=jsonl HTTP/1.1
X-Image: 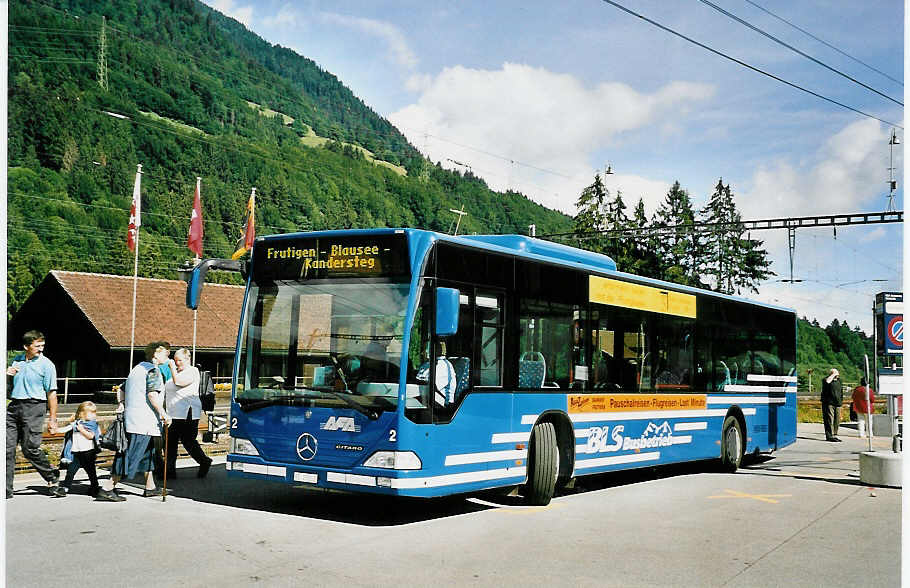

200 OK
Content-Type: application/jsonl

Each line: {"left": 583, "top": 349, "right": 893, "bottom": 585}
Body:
{"left": 739, "top": 119, "right": 894, "bottom": 219}
{"left": 389, "top": 63, "right": 714, "bottom": 213}
{"left": 733, "top": 119, "right": 904, "bottom": 332}
{"left": 606, "top": 174, "right": 673, "bottom": 217}
{"left": 861, "top": 227, "right": 887, "bottom": 242}
{"left": 405, "top": 73, "right": 433, "bottom": 93}
{"left": 321, "top": 13, "right": 417, "bottom": 70}
{"left": 207, "top": 0, "right": 253, "bottom": 27}
{"left": 262, "top": 4, "right": 298, "bottom": 28}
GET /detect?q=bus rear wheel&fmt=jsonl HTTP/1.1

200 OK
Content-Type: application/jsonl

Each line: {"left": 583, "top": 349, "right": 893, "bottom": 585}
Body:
{"left": 720, "top": 416, "right": 744, "bottom": 472}
{"left": 524, "top": 421, "right": 558, "bottom": 506}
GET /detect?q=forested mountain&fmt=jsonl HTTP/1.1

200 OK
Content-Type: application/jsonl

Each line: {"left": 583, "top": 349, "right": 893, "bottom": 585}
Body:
{"left": 798, "top": 318, "right": 875, "bottom": 393}
{"left": 8, "top": 0, "right": 572, "bottom": 315}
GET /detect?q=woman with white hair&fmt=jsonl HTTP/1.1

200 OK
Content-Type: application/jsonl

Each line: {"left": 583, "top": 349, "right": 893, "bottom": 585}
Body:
{"left": 163, "top": 348, "right": 213, "bottom": 478}
{"left": 820, "top": 368, "right": 842, "bottom": 442}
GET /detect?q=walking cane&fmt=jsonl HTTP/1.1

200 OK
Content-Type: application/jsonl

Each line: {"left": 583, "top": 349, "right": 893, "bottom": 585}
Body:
{"left": 162, "top": 423, "right": 169, "bottom": 502}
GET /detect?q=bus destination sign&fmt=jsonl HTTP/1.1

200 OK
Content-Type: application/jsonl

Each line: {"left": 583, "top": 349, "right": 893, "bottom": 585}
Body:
{"left": 253, "top": 233, "right": 410, "bottom": 281}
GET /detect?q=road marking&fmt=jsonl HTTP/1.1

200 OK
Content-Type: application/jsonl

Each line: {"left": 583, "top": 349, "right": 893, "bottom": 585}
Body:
{"left": 708, "top": 489, "right": 791, "bottom": 504}
{"left": 467, "top": 497, "right": 564, "bottom": 513}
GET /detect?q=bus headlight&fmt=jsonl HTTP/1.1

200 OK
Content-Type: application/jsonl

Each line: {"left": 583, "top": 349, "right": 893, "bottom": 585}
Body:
{"left": 363, "top": 451, "right": 422, "bottom": 470}
{"left": 231, "top": 438, "right": 260, "bottom": 456}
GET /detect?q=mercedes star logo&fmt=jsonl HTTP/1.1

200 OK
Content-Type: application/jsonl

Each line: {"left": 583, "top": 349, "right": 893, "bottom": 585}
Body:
{"left": 296, "top": 433, "right": 318, "bottom": 461}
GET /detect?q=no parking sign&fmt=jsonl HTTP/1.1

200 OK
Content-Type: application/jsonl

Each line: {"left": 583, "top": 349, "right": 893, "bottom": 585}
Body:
{"left": 876, "top": 292, "right": 903, "bottom": 355}
{"left": 886, "top": 315, "right": 903, "bottom": 352}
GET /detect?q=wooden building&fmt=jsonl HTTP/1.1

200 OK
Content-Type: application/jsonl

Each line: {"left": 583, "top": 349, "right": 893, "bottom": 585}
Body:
{"left": 8, "top": 271, "right": 244, "bottom": 398}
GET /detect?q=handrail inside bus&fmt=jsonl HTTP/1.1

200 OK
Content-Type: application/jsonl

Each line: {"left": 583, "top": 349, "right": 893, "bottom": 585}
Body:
{"left": 178, "top": 258, "right": 246, "bottom": 310}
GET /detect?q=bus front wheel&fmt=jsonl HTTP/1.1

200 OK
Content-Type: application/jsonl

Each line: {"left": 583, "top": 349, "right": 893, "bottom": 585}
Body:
{"left": 720, "top": 416, "right": 744, "bottom": 472}
{"left": 524, "top": 421, "right": 558, "bottom": 506}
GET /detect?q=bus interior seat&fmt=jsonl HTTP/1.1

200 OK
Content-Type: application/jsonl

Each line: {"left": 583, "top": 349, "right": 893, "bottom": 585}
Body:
{"left": 450, "top": 356, "right": 471, "bottom": 397}
{"left": 519, "top": 351, "right": 546, "bottom": 388}
{"left": 313, "top": 365, "right": 334, "bottom": 387}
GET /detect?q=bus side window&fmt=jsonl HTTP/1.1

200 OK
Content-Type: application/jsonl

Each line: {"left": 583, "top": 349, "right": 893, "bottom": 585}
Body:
{"left": 476, "top": 292, "right": 503, "bottom": 387}
{"left": 519, "top": 302, "right": 572, "bottom": 389}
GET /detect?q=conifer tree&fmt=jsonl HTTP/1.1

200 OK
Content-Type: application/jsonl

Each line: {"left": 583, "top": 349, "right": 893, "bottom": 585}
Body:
{"left": 700, "top": 179, "right": 772, "bottom": 294}
{"left": 602, "top": 189, "right": 631, "bottom": 266}
{"left": 622, "top": 197, "right": 662, "bottom": 278}
{"left": 574, "top": 173, "right": 609, "bottom": 254}
{"left": 653, "top": 181, "right": 703, "bottom": 287}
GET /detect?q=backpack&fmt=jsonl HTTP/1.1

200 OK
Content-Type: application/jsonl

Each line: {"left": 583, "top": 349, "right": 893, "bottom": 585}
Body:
{"left": 198, "top": 368, "right": 216, "bottom": 412}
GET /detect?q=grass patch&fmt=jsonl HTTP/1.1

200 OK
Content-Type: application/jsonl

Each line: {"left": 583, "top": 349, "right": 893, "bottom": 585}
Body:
{"left": 798, "top": 404, "right": 823, "bottom": 424}
{"left": 138, "top": 111, "right": 208, "bottom": 136}
{"left": 300, "top": 135, "right": 407, "bottom": 176}
{"left": 245, "top": 100, "right": 294, "bottom": 125}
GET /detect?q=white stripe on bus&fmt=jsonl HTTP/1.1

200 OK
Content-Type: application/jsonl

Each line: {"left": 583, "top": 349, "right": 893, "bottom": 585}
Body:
{"left": 722, "top": 385, "right": 794, "bottom": 393}
{"left": 389, "top": 467, "right": 526, "bottom": 489}
{"left": 490, "top": 432, "right": 531, "bottom": 444}
{"left": 747, "top": 374, "right": 797, "bottom": 383}
{"left": 238, "top": 463, "right": 287, "bottom": 477}
{"left": 674, "top": 422, "right": 708, "bottom": 431}
{"left": 573, "top": 452, "right": 660, "bottom": 471}
{"left": 445, "top": 449, "right": 528, "bottom": 466}
{"left": 709, "top": 395, "right": 786, "bottom": 404}
{"left": 523, "top": 408, "right": 756, "bottom": 425}
{"left": 326, "top": 472, "right": 376, "bottom": 487}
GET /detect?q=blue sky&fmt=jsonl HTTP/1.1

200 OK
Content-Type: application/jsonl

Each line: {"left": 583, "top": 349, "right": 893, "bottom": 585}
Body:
{"left": 205, "top": 0, "right": 903, "bottom": 334}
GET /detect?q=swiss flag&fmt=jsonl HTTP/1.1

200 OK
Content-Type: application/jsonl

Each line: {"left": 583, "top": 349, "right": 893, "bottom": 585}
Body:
{"left": 127, "top": 165, "right": 142, "bottom": 252}
{"left": 187, "top": 177, "right": 203, "bottom": 257}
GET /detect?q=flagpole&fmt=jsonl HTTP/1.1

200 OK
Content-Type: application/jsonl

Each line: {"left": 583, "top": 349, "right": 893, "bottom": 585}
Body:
{"left": 192, "top": 176, "right": 201, "bottom": 365}
{"left": 128, "top": 164, "right": 142, "bottom": 370}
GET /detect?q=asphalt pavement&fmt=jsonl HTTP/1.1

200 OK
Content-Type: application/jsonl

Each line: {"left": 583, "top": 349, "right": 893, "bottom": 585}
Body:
{"left": 5, "top": 423, "right": 902, "bottom": 587}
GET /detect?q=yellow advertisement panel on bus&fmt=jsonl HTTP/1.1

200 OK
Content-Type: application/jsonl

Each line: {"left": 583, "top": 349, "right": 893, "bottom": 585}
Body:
{"left": 568, "top": 394, "right": 707, "bottom": 414}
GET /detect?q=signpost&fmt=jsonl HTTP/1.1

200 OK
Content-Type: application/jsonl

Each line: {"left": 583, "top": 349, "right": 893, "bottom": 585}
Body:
{"left": 873, "top": 292, "right": 903, "bottom": 451}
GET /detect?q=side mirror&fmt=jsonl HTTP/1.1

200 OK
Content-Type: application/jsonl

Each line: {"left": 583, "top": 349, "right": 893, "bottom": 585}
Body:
{"left": 435, "top": 287, "right": 460, "bottom": 337}
{"left": 178, "top": 258, "right": 245, "bottom": 310}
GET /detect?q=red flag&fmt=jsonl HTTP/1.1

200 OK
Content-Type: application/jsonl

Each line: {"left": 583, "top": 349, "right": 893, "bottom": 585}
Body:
{"left": 127, "top": 165, "right": 142, "bottom": 252}
{"left": 231, "top": 187, "right": 256, "bottom": 259}
{"left": 187, "top": 177, "right": 203, "bottom": 257}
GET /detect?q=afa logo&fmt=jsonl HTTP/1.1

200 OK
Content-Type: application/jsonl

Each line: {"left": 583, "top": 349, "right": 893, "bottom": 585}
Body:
{"left": 319, "top": 416, "right": 361, "bottom": 433}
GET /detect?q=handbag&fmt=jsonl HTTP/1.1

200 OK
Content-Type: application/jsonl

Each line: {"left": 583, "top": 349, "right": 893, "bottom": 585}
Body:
{"left": 99, "top": 413, "right": 128, "bottom": 453}
{"left": 198, "top": 368, "right": 216, "bottom": 413}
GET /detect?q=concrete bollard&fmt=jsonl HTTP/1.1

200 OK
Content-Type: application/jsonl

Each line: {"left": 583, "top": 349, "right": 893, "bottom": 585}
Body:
{"left": 859, "top": 451, "right": 902, "bottom": 488}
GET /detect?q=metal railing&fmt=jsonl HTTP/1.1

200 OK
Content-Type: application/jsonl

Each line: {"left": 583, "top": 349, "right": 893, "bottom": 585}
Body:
{"left": 52, "top": 375, "right": 232, "bottom": 404}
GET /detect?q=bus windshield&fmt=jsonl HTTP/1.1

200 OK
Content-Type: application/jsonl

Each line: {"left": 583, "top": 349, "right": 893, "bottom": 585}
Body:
{"left": 236, "top": 279, "right": 411, "bottom": 416}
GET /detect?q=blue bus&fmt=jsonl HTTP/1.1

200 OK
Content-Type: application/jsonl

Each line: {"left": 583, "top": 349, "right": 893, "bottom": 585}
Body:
{"left": 186, "top": 228, "right": 796, "bottom": 505}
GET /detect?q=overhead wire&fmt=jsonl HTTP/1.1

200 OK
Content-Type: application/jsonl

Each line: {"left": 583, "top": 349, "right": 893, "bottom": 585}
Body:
{"left": 743, "top": 0, "right": 903, "bottom": 88}
{"left": 599, "top": 0, "right": 902, "bottom": 129}
{"left": 696, "top": 0, "right": 901, "bottom": 106}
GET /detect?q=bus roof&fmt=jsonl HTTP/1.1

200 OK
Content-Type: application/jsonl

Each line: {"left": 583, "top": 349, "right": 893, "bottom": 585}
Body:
{"left": 256, "top": 228, "right": 795, "bottom": 315}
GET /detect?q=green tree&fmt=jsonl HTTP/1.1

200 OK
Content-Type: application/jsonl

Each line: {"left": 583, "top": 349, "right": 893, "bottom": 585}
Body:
{"left": 653, "top": 181, "right": 702, "bottom": 287}
{"left": 573, "top": 173, "right": 609, "bottom": 254}
{"left": 622, "top": 198, "right": 662, "bottom": 278}
{"left": 701, "top": 179, "right": 772, "bottom": 294}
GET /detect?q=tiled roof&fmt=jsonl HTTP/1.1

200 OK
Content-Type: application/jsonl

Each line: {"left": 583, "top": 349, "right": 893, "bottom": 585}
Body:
{"left": 50, "top": 271, "right": 244, "bottom": 350}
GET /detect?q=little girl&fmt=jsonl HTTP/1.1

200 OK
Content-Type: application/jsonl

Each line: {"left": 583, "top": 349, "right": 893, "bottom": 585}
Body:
{"left": 54, "top": 401, "right": 101, "bottom": 498}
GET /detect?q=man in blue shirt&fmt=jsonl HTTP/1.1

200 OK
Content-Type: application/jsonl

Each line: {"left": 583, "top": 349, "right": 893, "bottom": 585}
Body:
{"left": 6, "top": 330, "right": 61, "bottom": 498}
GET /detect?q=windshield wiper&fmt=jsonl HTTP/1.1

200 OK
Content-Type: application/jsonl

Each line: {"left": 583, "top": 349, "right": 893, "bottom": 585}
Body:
{"left": 315, "top": 388, "right": 380, "bottom": 420}
{"left": 253, "top": 384, "right": 380, "bottom": 420}
{"left": 237, "top": 394, "right": 312, "bottom": 412}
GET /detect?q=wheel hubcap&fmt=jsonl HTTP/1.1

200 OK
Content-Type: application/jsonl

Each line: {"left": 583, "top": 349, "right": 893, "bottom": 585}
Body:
{"left": 726, "top": 427, "right": 740, "bottom": 462}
